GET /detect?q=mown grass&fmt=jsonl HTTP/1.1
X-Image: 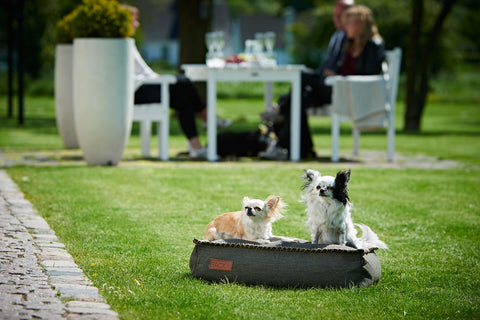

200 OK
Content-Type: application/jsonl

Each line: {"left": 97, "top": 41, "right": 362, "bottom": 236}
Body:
{"left": 1, "top": 84, "right": 479, "bottom": 165}
{"left": 5, "top": 165, "right": 480, "bottom": 319}
{"left": 1, "top": 67, "right": 479, "bottom": 319}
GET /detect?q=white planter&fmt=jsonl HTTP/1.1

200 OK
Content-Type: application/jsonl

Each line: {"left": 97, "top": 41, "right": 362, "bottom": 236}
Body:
{"left": 55, "top": 44, "right": 78, "bottom": 149}
{"left": 73, "top": 38, "right": 133, "bottom": 165}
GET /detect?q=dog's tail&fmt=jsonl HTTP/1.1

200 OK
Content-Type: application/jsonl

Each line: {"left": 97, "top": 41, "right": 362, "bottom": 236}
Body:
{"left": 355, "top": 224, "right": 388, "bottom": 249}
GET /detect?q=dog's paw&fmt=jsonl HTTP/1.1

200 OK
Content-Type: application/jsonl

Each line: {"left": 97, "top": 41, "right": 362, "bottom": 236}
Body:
{"left": 255, "top": 239, "right": 271, "bottom": 245}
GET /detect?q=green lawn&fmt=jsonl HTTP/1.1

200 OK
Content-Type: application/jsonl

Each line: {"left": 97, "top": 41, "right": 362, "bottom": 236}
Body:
{"left": 4, "top": 165, "right": 480, "bottom": 319}
{"left": 1, "top": 91, "right": 479, "bottom": 166}
{"left": 1, "top": 74, "right": 480, "bottom": 319}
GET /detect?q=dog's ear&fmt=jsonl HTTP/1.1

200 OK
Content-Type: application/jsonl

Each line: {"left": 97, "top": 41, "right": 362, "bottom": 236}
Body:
{"left": 265, "top": 195, "right": 284, "bottom": 221}
{"left": 333, "top": 170, "right": 350, "bottom": 205}
{"left": 338, "top": 169, "right": 350, "bottom": 183}
{"left": 303, "top": 169, "right": 319, "bottom": 181}
{"left": 265, "top": 195, "right": 280, "bottom": 210}
{"left": 301, "top": 169, "right": 319, "bottom": 189}
{"left": 242, "top": 196, "right": 249, "bottom": 206}
{"left": 334, "top": 170, "right": 350, "bottom": 188}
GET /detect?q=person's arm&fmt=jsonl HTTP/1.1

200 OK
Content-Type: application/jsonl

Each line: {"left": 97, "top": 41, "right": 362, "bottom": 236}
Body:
{"left": 318, "top": 31, "right": 346, "bottom": 76}
{"left": 133, "top": 45, "right": 158, "bottom": 79}
{"left": 355, "top": 38, "right": 385, "bottom": 75}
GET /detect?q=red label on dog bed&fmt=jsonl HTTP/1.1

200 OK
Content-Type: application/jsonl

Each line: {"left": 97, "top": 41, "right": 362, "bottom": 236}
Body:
{"left": 209, "top": 259, "right": 233, "bottom": 271}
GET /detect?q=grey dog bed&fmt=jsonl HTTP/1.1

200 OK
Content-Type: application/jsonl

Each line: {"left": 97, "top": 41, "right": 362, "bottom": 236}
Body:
{"left": 189, "top": 238, "right": 381, "bottom": 288}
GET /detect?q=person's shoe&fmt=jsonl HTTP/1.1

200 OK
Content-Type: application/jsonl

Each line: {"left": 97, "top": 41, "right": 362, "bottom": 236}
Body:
{"left": 203, "top": 117, "right": 233, "bottom": 129}
{"left": 217, "top": 117, "right": 233, "bottom": 129}
{"left": 259, "top": 143, "right": 288, "bottom": 161}
{"left": 189, "top": 147, "right": 207, "bottom": 160}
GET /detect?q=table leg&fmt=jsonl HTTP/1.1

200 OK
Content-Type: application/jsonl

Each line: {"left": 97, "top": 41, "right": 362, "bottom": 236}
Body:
{"left": 206, "top": 72, "right": 218, "bottom": 161}
{"left": 290, "top": 71, "right": 301, "bottom": 161}
{"left": 159, "top": 82, "right": 170, "bottom": 161}
{"left": 331, "top": 113, "right": 340, "bottom": 162}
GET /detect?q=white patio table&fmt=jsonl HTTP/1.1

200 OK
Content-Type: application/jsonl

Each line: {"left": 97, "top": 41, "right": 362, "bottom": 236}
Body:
{"left": 181, "top": 64, "right": 305, "bottom": 161}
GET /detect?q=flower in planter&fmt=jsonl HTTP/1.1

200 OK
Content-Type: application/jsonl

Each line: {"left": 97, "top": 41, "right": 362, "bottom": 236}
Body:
{"left": 69, "top": 0, "right": 134, "bottom": 39}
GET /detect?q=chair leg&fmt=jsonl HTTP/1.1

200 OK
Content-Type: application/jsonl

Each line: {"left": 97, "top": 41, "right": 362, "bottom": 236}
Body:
{"left": 159, "top": 83, "right": 170, "bottom": 161}
{"left": 353, "top": 127, "right": 360, "bottom": 156}
{"left": 140, "top": 120, "right": 151, "bottom": 157}
{"left": 387, "top": 114, "right": 395, "bottom": 162}
{"left": 157, "top": 117, "right": 169, "bottom": 161}
{"left": 331, "top": 113, "right": 340, "bottom": 162}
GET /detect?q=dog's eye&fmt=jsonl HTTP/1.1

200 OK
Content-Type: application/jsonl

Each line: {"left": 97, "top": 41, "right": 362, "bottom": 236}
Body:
{"left": 244, "top": 207, "right": 249, "bottom": 211}
{"left": 254, "top": 207, "right": 262, "bottom": 212}
{"left": 316, "top": 185, "right": 321, "bottom": 190}
{"left": 327, "top": 186, "right": 333, "bottom": 190}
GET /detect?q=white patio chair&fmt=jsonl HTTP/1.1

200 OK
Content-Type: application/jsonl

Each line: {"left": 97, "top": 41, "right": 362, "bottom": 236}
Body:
{"left": 328, "top": 47, "right": 402, "bottom": 162}
{"left": 132, "top": 75, "right": 176, "bottom": 160}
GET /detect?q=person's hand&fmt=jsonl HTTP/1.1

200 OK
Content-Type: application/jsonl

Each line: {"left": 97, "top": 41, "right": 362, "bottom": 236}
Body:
{"left": 323, "top": 69, "right": 337, "bottom": 77}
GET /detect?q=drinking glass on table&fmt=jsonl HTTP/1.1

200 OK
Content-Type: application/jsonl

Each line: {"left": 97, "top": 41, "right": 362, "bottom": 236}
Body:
{"left": 205, "top": 31, "right": 225, "bottom": 67}
{"left": 244, "top": 39, "right": 260, "bottom": 65}
{"left": 264, "top": 31, "right": 277, "bottom": 65}
{"left": 214, "top": 31, "right": 225, "bottom": 57}
{"left": 254, "top": 32, "right": 266, "bottom": 64}
{"left": 205, "top": 32, "right": 215, "bottom": 66}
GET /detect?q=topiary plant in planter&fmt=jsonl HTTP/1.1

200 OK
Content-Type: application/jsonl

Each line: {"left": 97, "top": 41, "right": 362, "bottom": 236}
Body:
{"left": 70, "top": 0, "right": 134, "bottom": 39}
{"left": 71, "top": 0, "right": 136, "bottom": 165}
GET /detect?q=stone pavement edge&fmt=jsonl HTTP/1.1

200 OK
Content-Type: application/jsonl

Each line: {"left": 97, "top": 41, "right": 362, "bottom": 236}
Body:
{"left": 0, "top": 169, "right": 120, "bottom": 320}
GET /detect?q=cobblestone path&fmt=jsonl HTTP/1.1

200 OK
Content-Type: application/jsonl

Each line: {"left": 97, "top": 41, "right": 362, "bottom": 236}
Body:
{"left": 0, "top": 170, "right": 119, "bottom": 320}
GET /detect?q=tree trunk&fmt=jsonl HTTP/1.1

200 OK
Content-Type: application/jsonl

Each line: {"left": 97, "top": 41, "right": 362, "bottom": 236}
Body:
{"left": 404, "top": 0, "right": 423, "bottom": 131}
{"left": 176, "top": 0, "right": 212, "bottom": 103}
{"left": 176, "top": 0, "right": 212, "bottom": 65}
{"left": 404, "top": 0, "right": 456, "bottom": 132}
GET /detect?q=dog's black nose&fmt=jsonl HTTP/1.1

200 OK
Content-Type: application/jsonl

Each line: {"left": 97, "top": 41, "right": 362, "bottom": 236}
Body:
{"left": 319, "top": 188, "right": 327, "bottom": 196}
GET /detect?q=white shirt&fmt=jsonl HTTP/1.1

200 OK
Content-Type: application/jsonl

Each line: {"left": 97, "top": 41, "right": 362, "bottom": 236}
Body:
{"left": 133, "top": 45, "right": 159, "bottom": 90}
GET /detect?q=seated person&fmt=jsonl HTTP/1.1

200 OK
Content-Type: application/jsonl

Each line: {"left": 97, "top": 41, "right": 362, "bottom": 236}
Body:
{"left": 260, "top": 4, "right": 385, "bottom": 160}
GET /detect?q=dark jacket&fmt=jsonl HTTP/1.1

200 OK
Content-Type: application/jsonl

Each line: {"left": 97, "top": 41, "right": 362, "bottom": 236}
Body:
{"left": 336, "top": 37, "right": 386, "bottom": 75}
{"left": 317, "top": 30, "right": 347, "bottom": 76}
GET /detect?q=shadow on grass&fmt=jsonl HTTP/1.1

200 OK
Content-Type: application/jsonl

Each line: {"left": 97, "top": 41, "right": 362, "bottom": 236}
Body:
{"left": 5, "top": 110, "right": 479, "bottom": 140}
{"left": 310, "top": 125, "right": 480, "bottom": 138}
{"left": 179, "top": 271, "right": 347, "bottom": 291}
{"left": 398, "top": 130, "right": 480, "bottom": 137}
{"left": 0, "top": 116, "right": 58, "bottom": 135}
{"left": 121, "top": 152, "right": 360, "bottom": 164}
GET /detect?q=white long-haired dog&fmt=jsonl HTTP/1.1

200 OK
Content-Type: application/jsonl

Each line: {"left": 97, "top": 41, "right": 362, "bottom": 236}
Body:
{"left": 301, "top": 169, "right": 388, "bottom": 249}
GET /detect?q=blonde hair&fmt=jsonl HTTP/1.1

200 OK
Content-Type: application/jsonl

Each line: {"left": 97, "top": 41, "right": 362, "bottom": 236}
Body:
{"left": 120, "top": 4, "right": 139, "bottom": 19}
{"left": 342, "top": 5, "right": 381, "bottom": 50}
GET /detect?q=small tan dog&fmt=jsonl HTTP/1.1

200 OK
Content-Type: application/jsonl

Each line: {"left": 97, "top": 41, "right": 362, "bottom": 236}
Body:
{"left": 205, "top": 195, "right": 285, "bottom": 242}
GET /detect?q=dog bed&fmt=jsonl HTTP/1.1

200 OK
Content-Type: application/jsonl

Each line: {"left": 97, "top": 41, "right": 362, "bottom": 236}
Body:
{"left": 189, "top": 238, "right": 381, "bottom": 288}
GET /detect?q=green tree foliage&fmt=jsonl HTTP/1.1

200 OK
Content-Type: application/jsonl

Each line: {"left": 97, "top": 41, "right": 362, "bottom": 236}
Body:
{"left": 228, "top": 0, "right": 282, "bottom": 15}
{"left": 1, "top": 0, "right": 477, "bottom": 89}
{"left": 289, "top": 5, "right": 334, "bottom": 69}
{"left": 454, "top": 0, "right": 480, "bottom": 62}
{"left": 0, "top": 0, "right": 81, "bottom": 80}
